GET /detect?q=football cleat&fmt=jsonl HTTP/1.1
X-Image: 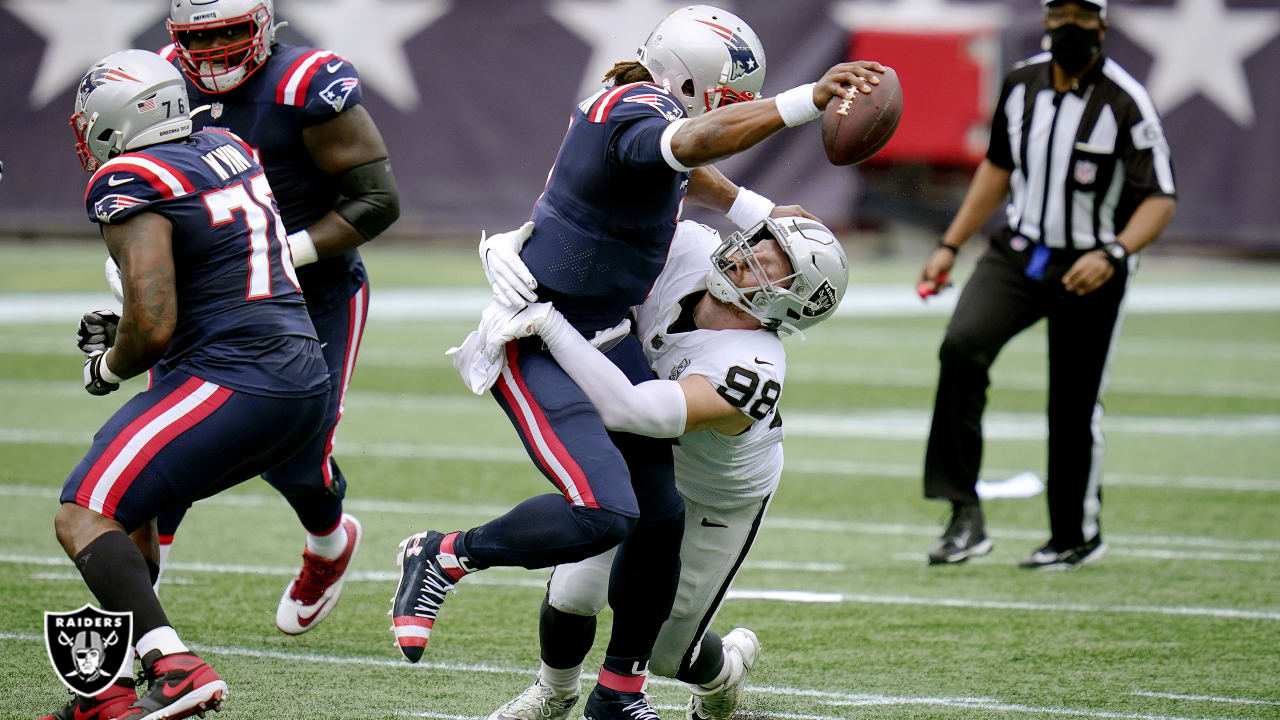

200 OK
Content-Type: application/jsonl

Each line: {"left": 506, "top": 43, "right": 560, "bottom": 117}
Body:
{"left": 687, "top": 628, "right": 760, "bottom": 720}
{"left": 927, "top": 502, "right": 993, "bottom": 565}
{"left": 1019, "top": 536, "right": 1108, "bottom": 571}
{"left": 582, "top": 687, "right": 662, "bottom": 720}
{"left": 117, "top": 650, "right": 226, "bottom": 720}
{"left": 488, "top": 679, "right": 579, "bottom": 720}
{"left": 40, "top": 677, "right": 137, "bottom": 720}
{"left": 276, "top": 513, "right": 363, "bottom": 635}
{"left": 391, "top": 530, "right": 471, "bottom": 662}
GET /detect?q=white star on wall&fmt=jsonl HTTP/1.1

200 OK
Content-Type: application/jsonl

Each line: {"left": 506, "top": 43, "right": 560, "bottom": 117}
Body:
{"left": 548, "top": 0, "right": 689, "bottom": 101}
{"left": 278, "top": 0, "right": 450, "bottom": 113}
{"left": 6, "top": 0, "right": 160, "bottom": 109}
{"left": 1114, "top": 0, "right": 1280, "bottom": 127}
{"left": 831, "top": 0, "right": 1010, "bottom": 34}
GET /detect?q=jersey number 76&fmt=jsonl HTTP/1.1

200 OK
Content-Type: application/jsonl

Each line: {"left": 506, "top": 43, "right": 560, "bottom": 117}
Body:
{"left": 202, "top": 172, "right": 302, "bottom": 300}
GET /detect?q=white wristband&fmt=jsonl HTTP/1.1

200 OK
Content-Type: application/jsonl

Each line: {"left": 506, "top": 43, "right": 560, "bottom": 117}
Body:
{"left": 99, "top": 352, "right": 124, "bottom": 384}
{"left": 287, "top": 229, "right": 318, "bottom": 267}
{"left": 660, "top": 118, "right": 694, "bottom": 173}
{"left": 775, "top": 83, "right": 821, "bottom": 127}
{"left": 726, "top": 187, "right": 775, "bottom": 230}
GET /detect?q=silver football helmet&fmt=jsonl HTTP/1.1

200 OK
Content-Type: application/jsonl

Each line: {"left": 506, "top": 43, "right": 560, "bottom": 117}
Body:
{"left": 707, "top": 216, "right": 849, "bottom": 335}
{"left": 70, "top": 50, "right": 193, "bottom": 172}
{"left": 168, "top": 0, "right": 277, "bottom": 92}
{"left": 637, "top": 5, "right": 766, "bottom": 117}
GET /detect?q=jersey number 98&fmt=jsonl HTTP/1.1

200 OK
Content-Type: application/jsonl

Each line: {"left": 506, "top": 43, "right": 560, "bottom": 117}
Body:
{"left": 716, "top": 365, "right": 780, "bottom": 421}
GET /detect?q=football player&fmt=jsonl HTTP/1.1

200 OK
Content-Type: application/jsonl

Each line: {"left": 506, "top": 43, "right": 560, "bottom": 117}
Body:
{"left": 47, "top": 50, "right": 330, "bottom": 720}
{"left": 484, "top": 217, "right": 848, "bottom": 720}
{"left": 145, "top": 0, "right": 401, "bottom": 633}
{"left": 390, "top": 6, "right": 879, "bottom": 718}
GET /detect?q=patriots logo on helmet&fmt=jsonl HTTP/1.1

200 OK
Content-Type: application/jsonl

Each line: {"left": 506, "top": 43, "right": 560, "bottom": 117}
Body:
{"left": 622, "top": 93, "right": 683, "bottom": 121}
{"left": 94, "top": 193, "right": 146, "bottom": 223}
{"left": 76, "top": 67, "right": 141, "bottom": 109}
{"left": 802, "top": 280, "right": 838, "bottom": 317}
{"left": 694, "top": 20, "right": 761, "bottom": 82}
{"left": 319, "top": 77, "right": 359, "bottom": 112}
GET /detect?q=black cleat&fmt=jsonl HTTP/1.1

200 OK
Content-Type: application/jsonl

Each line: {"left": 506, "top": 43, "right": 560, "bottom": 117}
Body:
{"left": 582, "top": 686, "right": 661, "bottom": 720}
{"left": 927, "top": 502, "right": 993, "bottom": 565}
{"left": 1019, "top": 535, "right": 1108, "bottom": 570}
{"left": 391, "top": 530, "right": 470, "bottom": 662}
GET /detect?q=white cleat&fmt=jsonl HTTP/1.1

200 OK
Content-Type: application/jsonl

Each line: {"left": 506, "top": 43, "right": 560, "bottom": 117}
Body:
{"left": 275, "top": 513, "right": 362, "bottom": 635}
{"left": 687, "top": 628, "right": 761, "bottom": 720}
{"left": 488, "top": 679, "right": 579, "bottom": 720}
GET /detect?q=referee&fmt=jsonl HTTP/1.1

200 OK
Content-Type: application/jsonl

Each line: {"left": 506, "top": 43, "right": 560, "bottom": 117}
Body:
{"left": 918, "top": 0, "right": 1176, "bottom": 569}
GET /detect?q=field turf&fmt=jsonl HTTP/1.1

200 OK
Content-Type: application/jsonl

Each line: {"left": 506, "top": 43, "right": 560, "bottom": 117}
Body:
{"left": 1, "top": 241, "right": 1277, "bottom": 719}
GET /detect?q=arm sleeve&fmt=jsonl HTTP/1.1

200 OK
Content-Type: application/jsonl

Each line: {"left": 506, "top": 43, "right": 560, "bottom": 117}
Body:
{"left": 1121, "top": 104, "right": 1177, "bottom": 199}
{"left": 299, "top": 56, "right": 363, "bottom": 122}
{"left": 683, "top": 333, "right": 785, "bottom": 422}
{"left": 985, "top": 75, "right": 1016, "bottom": 171}
{"left": 540, "top": 309, "right": 688, "bottom": 438}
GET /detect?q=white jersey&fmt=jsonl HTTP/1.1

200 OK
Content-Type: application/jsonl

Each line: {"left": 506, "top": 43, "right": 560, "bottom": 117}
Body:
{"left": 635, "top": 221, "right": 786, "bottom": 509}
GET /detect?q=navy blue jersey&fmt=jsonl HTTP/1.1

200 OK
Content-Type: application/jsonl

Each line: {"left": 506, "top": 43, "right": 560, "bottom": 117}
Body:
{"left": 160, "top": 42, "right": 367, "bottom": 311}
{"left": 522, "top": 82, "right": 690, "bottom": 331}
{"left": 85, "top": 130, "right": 328, "bottom": 397}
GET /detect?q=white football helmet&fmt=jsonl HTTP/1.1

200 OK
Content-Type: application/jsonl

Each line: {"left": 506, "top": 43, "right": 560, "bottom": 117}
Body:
{"left": 707, "top": 216, "right": 849, "bottom": 335}
{"left": 168, "top": 0, "right": 277, "bottom": 92}
{"left": 70, "top": 50, "right": 193, "bottom": 172}
{"left": 637, "top": 5, "right": 766, "bottom": 117}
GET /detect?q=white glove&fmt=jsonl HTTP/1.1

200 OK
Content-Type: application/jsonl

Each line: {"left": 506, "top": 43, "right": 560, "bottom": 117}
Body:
{"left": 479, "top": 221, "right": 538, "bottom": 308}
{"left": 83, "top": 351, "right": 122, "bottom": 396}
{"left": 481, "top": 302, "right": 555, "bottom": 362}
{"left": 446, "top": 301, "right": 536, "bottom": 394}
{"left": 105, "top": 256, "right": 124, "bottom": 304}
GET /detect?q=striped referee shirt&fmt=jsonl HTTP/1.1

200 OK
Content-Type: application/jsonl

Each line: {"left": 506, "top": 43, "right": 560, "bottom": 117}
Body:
{"left": 987, "top": 52, "right": 1177, "bottom": 250}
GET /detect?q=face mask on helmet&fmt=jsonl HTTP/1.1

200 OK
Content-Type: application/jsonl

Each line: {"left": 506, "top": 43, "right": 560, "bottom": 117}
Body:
{"left": 169, "top": 1, "right": 276, "bottom": 92}
{"left": 69, "top": 50, "right": 194, "bottom": 172}
{"left": 706, "top": 216, "right": 849, "bottom": 336}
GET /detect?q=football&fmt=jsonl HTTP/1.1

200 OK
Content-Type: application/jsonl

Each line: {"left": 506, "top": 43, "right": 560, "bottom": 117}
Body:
{"left": 820, "top": 66, "right": 903, "bottom": 165}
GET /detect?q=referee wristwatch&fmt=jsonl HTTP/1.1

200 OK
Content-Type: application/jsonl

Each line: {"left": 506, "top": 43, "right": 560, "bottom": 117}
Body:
{"left": 1099, "top": 242, "right": 1129, "bottom": 272}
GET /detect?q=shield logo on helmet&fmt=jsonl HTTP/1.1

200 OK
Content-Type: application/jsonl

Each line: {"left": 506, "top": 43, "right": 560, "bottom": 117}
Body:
{"left": 802, "top": 280, "right": 838, "bottom": 318}
{"left": 44, "top": 605, "right": 133, "bottom": 696}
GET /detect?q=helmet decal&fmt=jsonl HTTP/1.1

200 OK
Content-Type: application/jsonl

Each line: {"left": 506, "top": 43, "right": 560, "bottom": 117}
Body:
{"left": 694, "top": 19, "right": 761, "bottom": 82}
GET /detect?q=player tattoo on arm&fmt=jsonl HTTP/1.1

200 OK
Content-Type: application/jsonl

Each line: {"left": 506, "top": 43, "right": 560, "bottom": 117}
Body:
{"left": 101, "top": 215, "right": 177, "bottom": 379}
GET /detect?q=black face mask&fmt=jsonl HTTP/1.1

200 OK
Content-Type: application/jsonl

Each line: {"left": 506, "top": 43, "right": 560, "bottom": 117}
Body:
{"left": 1047, "top": 23, "right": 1101, "bottom": 74}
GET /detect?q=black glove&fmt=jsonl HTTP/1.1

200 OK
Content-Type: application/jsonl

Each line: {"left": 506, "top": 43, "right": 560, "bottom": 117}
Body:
{"left": 83, "top": 351, "right": 121, "bottom": 396}
{"left": 77, "top": 310, "right": 120, "bottom": 357}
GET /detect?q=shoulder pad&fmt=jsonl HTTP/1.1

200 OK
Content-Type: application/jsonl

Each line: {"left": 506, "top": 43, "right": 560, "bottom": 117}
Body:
{"left": 584, "top": 83, "right": 685, "bottom": 124}
{"left": 84, "top": 153, "right": 195, "bottom": 224}
{"left": 273, "top": 48, "right": 363, "bottom": 116}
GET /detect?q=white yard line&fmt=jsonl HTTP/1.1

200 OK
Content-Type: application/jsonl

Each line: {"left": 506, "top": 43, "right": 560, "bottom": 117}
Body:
{"left": 0, "top": 631, "right": 1257, "bottom": 720}
{"left": 1128, "top": 692, "right": 1280, "bottom": 707}
{"left": 5, "top": 553, "right": 1277, "bottom": 621}
{"left": 3, "top": 483, "right": 1277, "bottom": 554}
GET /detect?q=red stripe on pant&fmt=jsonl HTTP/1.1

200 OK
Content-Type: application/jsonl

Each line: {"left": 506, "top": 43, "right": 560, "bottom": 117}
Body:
{"left": 101, "top": 384, "right": 232, "bottom": 518}
{"left": 322, "top": 282, "right": 369, "bottom": 488}
{"left": 496, "top": 341, "right": 598, "bottom": 508}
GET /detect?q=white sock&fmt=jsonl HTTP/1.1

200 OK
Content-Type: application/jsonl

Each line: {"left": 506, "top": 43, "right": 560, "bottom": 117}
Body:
{"left": 135, "top": 626, "right": 188, "bottom": 658}
{"left": 306, "top": 522, "right": 349, "bottom": 560}
{"left": 539, "top": 661, "right": 582, "bottom": 695}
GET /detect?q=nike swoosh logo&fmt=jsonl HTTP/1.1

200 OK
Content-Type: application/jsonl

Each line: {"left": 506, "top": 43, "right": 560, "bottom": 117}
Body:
{"left": 107, "top": 175, "right": 132, "bottom": 186}
{"left": 161, "top": 674, "right": 197, "bottom": 698}
{"left": 755, "top": 357, "right": 772, "bottom": 365}
{"left": 327, "top": 61, "right": 343, "bottom": 73}
{"left": 297, "top": 596, "right": 333, "bottom": 627}
{"left": 700, "top": 518, "right": 728, "bottom": 528}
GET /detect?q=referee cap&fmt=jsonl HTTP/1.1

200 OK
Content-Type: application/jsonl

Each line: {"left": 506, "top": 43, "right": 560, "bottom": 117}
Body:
{"left": 1042, "top": 0, "right": 1107, "bottom": 20}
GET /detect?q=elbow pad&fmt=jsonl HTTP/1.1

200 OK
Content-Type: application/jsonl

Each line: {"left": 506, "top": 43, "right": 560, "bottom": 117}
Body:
{"left": 335, "top": 158, "right": 400, "bottom": 239}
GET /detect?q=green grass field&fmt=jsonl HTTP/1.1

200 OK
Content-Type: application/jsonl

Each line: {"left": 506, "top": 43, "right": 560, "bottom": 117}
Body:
{"left": 1, "top": 241, "right": 1277, "bottom": 719}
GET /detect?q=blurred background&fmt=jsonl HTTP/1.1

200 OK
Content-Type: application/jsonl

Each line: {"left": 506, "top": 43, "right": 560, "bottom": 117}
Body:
{"left": 2, "top": 0, "right": 1279, "bottom": 254}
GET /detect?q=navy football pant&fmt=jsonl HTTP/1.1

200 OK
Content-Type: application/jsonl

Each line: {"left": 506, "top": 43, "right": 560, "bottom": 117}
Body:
{"left": 478, "top": 334, "right": 684, "bottom": 667}
{"left": 156, "top": 283, "right": 368, "bottom": 540}
{"left": 61, "top": 369, "right": 328, "bottom": 533}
